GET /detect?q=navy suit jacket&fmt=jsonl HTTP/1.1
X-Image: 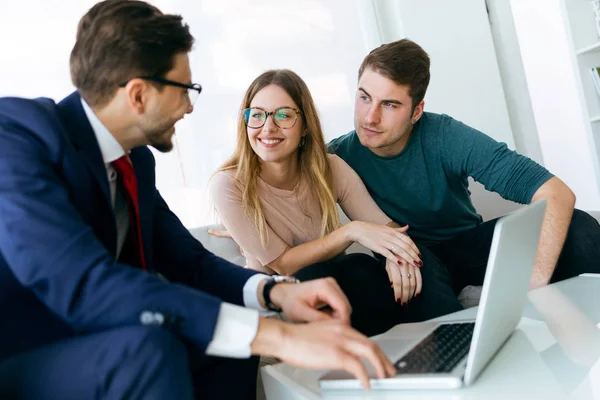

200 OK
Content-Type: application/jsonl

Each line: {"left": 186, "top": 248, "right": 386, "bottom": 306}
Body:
{"left": 0, "top": 92, "right": 258, "bottom": 360}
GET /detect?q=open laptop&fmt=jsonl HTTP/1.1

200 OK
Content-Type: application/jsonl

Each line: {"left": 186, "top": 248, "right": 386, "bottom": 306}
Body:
{"left": 319, "top": 200, "right": 547, "bottom": 391}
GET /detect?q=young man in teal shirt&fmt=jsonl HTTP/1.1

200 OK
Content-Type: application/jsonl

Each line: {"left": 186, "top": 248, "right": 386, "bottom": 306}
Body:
{"left": 329, "top": 39, "right": 600, "bottom": 310}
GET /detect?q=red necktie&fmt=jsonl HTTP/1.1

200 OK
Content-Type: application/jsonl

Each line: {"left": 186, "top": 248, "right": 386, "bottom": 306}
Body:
{"left": 112, "top": 155, "right": 147, "bottom": 271}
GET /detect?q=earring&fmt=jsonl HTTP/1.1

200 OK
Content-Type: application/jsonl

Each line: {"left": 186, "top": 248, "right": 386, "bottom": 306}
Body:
{"left": 299, "top": 136, "right": 306, "bottom": 148}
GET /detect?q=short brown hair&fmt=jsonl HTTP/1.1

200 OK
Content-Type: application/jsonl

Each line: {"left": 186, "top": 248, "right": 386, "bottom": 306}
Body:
{"left": 358, "top": 39, "right": 430, "bottom": 108}
{"left": 70, "top": 0, "right": 194, "bottom": 107}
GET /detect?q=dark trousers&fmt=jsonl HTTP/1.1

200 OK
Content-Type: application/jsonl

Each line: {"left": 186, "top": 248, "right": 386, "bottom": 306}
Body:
{"left": 0, "top": 326, "right": 259, "bottom": 400}
{"left": 294, "top": 251, "right": 463, "bottom": 336}
{"left": 427, "top": 209, "right": 600, "bottom": 294}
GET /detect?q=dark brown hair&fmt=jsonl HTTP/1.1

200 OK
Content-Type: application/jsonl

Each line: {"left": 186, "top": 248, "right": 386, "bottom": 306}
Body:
{"left": 358, "top": 39, "right": 431, "bottom": 109}
{"left": 70, "top": 0, "right": 194, "bottom": 107}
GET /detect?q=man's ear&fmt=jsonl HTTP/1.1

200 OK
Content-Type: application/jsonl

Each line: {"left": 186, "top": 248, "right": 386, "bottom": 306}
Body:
{"left": 123, "top": 78, "right": 149, "bottom": 115}
{"left": 411, "top": 100, "right": 425, "bottom": 124}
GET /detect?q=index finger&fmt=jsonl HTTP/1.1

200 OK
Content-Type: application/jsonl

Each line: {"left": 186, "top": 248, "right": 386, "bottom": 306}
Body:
{"left": 414, "top": 267, "right": 423, "bottom": 296}
{"left": 343, "top": 330, "right": 396, "bottom": 379}
{"left": 341, "top": 352, "right": 371, "bottom": 390}
{"left": 388, "top": 259, "right": 403, "bottom": 302}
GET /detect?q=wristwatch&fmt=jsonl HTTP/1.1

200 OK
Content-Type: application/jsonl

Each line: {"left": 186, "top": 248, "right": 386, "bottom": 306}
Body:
{"left": 262, "top": 275, "right": 300, "bottom": 312}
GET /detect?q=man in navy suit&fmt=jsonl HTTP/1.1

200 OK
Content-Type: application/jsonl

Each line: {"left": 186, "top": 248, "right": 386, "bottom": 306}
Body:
{"left": 0, "top": 1, "right": 395, "bottom": 398}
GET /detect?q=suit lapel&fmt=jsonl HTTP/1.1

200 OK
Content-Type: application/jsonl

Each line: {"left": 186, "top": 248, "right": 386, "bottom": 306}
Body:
{"left": 57, "top": 92, "right": 112, "bottom": 206}
{"left": 57, "top": 92, "right": 156, "bottom": 269}
{"left": 56, "top": 92, "right": 118, "bottom": 256}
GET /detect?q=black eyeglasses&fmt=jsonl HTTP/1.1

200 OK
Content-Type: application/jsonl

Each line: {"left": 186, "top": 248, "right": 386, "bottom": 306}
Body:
{"left": 119, "top": 76, "right": 202, "bottom": 105}
{"left": 242, "top": 107, "right": 301, "bottom": 129}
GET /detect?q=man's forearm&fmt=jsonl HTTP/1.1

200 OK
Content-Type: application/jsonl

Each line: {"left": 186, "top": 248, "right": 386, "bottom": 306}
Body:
{"left": 530, "top": 177, "right": 576, "bottom": 288}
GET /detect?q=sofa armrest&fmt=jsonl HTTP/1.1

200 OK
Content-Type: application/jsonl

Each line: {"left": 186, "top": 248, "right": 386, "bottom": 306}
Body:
{"left": 188, "top": 224, "right": 246, "bottom": 266}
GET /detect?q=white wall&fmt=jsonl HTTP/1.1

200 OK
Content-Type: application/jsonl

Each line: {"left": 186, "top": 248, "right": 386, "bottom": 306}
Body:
{"left": 509, "top": 0, "right": 600, "bottom": 210}
{"left": 367, "top": 0, "right": 516, "bottom": 148}
{"left": 486, "top": 0, "right": 544, "bottom": 164}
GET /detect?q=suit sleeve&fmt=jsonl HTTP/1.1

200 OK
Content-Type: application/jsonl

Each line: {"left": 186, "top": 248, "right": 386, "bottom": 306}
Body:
{"left": 0, "top": 121, "right": 235, "bottom": 351}
{"left": 151, "top": 190, "right": 259, "bottom": 306}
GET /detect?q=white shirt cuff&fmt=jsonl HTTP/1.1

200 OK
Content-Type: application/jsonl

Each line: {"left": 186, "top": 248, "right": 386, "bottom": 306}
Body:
{"left": 243, "top": 273, "right": 271, "bottom": 312}
{"left": 205, "top": 274, "right": 274, "bottom": 358}
{"left": 205, "top": 302, "right": 259, "bottom": 358}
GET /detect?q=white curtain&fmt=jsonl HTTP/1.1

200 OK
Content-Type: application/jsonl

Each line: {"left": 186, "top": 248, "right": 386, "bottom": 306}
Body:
{"left": 0, "top": 0, "right": 368, "bottom": 228}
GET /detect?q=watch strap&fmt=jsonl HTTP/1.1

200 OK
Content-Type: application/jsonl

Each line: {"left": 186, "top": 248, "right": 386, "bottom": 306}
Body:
{"left": 263, "top": 277, "right": 282, "bottom": 312}
{"left": 262, "top": 276, "right": 299, "bottom": 312}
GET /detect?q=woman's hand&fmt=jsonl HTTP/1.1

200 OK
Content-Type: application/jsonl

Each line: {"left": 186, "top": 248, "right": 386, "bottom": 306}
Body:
{"left": 385, "top": 258, "right": 422, "bottom": 305}
{"left": 345, "top": 221, "right": 422, "bottom": 268}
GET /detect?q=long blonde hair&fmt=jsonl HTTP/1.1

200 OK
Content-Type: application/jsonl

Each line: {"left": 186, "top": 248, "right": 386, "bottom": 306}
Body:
{"left": 217, "top": 69, "right": 340, "bottom": 247}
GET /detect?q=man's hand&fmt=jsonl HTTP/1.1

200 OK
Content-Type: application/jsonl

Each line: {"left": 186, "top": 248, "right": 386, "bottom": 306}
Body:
{"left": 251, "top": 318, "right": 396, "bottom": 390}
{"left": 385, "top": 258, "right": 422, "bottom": 305}
{"left": 265, "top": 277, "right": 352, "bottom": 324}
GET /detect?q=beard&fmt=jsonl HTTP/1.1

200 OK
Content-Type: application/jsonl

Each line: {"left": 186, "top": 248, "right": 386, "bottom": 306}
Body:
{"left": 147, "top": 130, "right": 174, "bottom": 153}
{"left": 139, "top": 115, "right": 177, "bottom": 153}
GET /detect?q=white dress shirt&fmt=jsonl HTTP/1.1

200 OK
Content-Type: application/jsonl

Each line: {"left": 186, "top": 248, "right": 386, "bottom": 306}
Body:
{"left": 81, "top": 100, "right": 269, "bottom": 358}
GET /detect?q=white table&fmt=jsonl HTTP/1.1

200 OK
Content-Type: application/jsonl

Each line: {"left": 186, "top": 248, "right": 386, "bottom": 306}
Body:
{"left": 262, "top": 275, "right": 600, "bottom": 400}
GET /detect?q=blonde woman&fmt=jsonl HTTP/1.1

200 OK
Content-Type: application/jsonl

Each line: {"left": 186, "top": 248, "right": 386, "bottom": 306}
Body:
{"left": 210, "top": 70, "right": 433, "bottom": 335}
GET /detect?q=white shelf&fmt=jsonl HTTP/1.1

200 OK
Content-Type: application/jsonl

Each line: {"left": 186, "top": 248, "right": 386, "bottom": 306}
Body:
{"left": 560, "top": 0, "right": 600, "bottom": 206}
{"left": 577, "top": 41, "right": 600, "bottom": 55}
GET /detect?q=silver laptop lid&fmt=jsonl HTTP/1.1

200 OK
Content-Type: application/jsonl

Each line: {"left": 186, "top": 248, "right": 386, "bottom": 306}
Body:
{"left": 463, "top": 200, "right": 546, "bottom": 384}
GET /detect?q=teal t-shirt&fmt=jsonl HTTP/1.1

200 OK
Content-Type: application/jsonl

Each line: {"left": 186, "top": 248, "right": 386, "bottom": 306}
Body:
{"left": 328, "top": 112, "right": 553, "bottom": 244}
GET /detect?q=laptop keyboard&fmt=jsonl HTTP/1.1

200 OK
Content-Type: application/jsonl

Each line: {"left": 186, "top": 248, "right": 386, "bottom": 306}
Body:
{"left": 394, "top": 322, "right": 475, "bottom": 374}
